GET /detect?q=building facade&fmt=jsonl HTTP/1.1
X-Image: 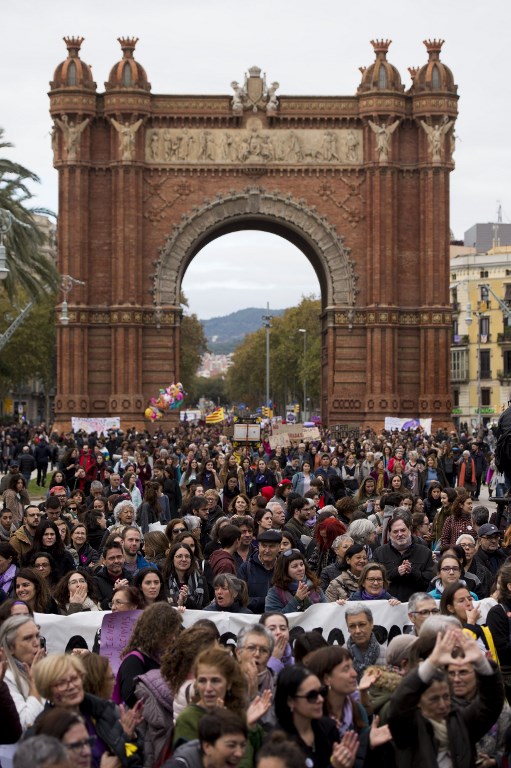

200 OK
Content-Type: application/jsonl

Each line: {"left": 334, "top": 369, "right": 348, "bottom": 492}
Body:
{"left": 450, "top": 240, "right": 511, "bottom": 430}
{"left": 49, "top": 37, "right": 458, "bottom": 430}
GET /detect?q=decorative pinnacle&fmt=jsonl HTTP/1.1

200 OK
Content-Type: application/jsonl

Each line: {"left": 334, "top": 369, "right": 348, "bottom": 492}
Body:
{"left": 423, "top": 39, "right": 444, "bottom": 59}
{"left": 370, "top": 39, "right": 392, "bottom": 57}
{"left": 63, "top": 37, "right": 84, "bottom": 57}
{"left": 408, "top": 66, "right": 419, "bottom": 81}
{"left": 248, "top": 65, "right": 262, "bottom": 77}
{"left": 118, "top": 37, "right": 139, "bottom": 58}
{"left": 359, "top": 66, "right": 367, "bottom": 75}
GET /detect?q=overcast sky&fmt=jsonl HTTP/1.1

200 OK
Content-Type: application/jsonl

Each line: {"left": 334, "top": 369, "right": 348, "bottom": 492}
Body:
{"left": 3, "top": 1, "right": 510, "bottom": 319}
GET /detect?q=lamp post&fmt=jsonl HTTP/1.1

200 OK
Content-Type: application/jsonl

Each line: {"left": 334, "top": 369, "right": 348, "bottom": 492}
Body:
{"left": 465, "top": 303, "right": 482, "bottom": 434}
{"left": 60, "top": 274, "right": 85, "bottom": 325}
{"left": 262, "top": 303, "right": 272, "bottom": 411}
{"left": 298, "top": 328, "right": 307, "bottom": 421}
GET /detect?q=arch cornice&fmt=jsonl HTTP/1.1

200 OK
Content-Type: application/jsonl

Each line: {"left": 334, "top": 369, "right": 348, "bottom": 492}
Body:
{"left": 153, "top": 187, "right": 357, "bottom": 308}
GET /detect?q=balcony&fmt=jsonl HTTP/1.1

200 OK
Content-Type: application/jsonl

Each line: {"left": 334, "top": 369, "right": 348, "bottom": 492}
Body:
{"left": 451, "top": 334, "right": 469, "bottom": 346}
{"left": 497, "top": 370, "right": 511, "bottom": 384}
{"left": 497, "top": 329, "right": 511, "bottom": 343}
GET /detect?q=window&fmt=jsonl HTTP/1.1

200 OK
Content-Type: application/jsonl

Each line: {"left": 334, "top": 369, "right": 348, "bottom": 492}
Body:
{"left": 481, "top": 389, "right": 491, "bottom": 406}
{"left": 480, "top": 270, "right": 489, "bottom": 278}
{"left": 480, "top": 350, "right": 491, "bottom": 379}
{"left": 453, "top": 389, "right": 459, "bottom": 407}
{"left": 122, "top": 62, "right": 132, "bottom": 86}
{"left": 451, "top": 349, "right": 469, "bottom": 382}
{"left": 67, "top": 61, "right": 77, "bottom": 86}
{"left": 378, "top": 65, "right": 387, "bottom": 89}
{"left": 504, "top": 351, "right": 511, "bottom": 376}
{"left": 479, "top": 315, "right": 490, "bottom": 341}
{"left": 431, "top": 65, "right": 441, "bottom": 89}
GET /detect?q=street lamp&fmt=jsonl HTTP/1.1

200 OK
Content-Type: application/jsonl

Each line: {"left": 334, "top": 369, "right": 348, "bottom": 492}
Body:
{"left": 298, "top": 328, "right": 307, "bottom": 421}
{"left": 60, "top": 274, "right": 85, "bottom": 325}
{"left": 262, "top": 303, "right": 272, "bottom": 410}
{"left": 465, "top": 303, "right": 482, "bottom": 434}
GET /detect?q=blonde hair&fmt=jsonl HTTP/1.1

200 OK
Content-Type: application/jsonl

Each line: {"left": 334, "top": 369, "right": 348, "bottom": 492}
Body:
{"left": 33, "top": 653, "right": 84, "bottom": 700}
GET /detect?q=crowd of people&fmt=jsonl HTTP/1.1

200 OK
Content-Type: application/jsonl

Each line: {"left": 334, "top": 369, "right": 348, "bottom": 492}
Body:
{"left": 1, "top": 419, "right": 511, "bottom": 768}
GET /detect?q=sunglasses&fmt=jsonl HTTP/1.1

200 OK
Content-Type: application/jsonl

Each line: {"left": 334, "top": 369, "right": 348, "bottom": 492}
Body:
{"left": 282, "top": 549, "right": 303, "bottom": 558}
{"left": 294, "top": 685, "right": 329, "bottom": 703}
{"left": 173, "top": 528, "right": 187, "bottom": 534}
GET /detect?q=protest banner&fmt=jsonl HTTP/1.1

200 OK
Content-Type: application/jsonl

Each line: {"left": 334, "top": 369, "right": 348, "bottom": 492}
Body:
{"left": 97, "top": 610, "right": 142, "bottom": 674}
{"left": 71, "top": 417, "right": 121, "bottom": 435}
{"left": 384, "top": 417, "right": 432, "bottom": 434}
{"left": 35, "top": 599, "right": 496, "bottom": 656}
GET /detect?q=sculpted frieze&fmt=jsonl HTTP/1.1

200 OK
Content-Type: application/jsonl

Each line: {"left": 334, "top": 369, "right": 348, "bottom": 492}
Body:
{"left": 145, "top": 123, "right": 363, "bottom": 166}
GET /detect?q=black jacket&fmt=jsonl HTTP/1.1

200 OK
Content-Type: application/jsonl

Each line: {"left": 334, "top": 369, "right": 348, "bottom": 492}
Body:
{"left": 388, "top": 664, "right": 504, "bottom": 768}
{"left": 372, "top": 540, "right": 434, "bottom": 601}
{"left": 93, "top": 565, "right": 133, "bottom": 609}
{"left": 238, "top": 553, "right": 275, "bottom": 613}
{"left": 474, "top": 546, "right": 508, "bottom": 578}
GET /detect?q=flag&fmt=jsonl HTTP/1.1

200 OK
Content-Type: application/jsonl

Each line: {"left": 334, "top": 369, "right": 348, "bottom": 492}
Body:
{"left": 206, "top": 407, "right": 225, "bottom": 424}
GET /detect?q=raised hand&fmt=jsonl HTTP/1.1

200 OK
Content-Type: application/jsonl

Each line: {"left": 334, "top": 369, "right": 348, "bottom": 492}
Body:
{"left": 358, "top": 667, "right": 382, "bottom": 692}
{"left": 246, "top": 689, "right": 273, "bottom": 727}
{"left": 331, "top": 731, "right": 359, "bottom": 768}
{"left": 369, "top": 715, "right": 392, "bottom": 747}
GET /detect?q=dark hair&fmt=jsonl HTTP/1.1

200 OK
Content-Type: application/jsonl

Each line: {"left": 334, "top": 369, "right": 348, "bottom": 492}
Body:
{"left": 199, "top": 708, "right": 247, "bottom": 745}
{"left": 121, "top": 602, "right": 182, "bottom": 659}
{"left": 293, "top": 631, "right": 328, "bottom": 663}
{"left": 304, "top": 645, "right": 366, "bottom": 729}
{"left": 218, "top": 524, "right": 241, "bottom": 549}
{"left": 274, "top": 665, "right": 317, "bottom": 733}
{"left": 34, "top": 706, "right": 83, "bottom": 739}
{"left": 103, "top": 540, "right": 124, "bottom": 557}
{"left": 255, "top": 732, "right": 306, "bottom": 767}
{"left": 53, "top": 569, "right": 98, "bottom": 609}
{"left": 133, "top": 567, "right": 167, "bottom": 604}
{"left": 173, "top": 531, "right": 204, "bottom": 560}
{"left": 163, "top": 542, "right": 198, "bottom": 584}
{"left": 212, "top": 573, "right": 249, "bottom": 606}
{"left": 439, "top": 581, "right": 471, "bottom": 616}
{"left": 29, "top": 551, "right": 59, "bottom": 586}
{"left": 113, "top": 585, "right": 144, "bottom": 609}
{"left": 288, "top": 497, "right": 309, "bottom": 516}
{"left": 15, "top": 568, "right": 52, "bottom": 613}
{"left": 472, "top": 506, "right": 490, "bottom": 527}
{"left": 340, "top": 543, "right": 365, "bottom": 571}
{"left": 0, "top": 599, "right": 31, "bottom": 626}
{"left": 8, "top": 474, "right": 25, "bottom": 491}
{"left": 0, "top": 542, "right": 17, "bottom": 565}
{"left": 272, "top": 551, "right": 320, "bottom": 591}
{"left": 81, "top": 653, "right": 112, "bottom": 698}
{"left": 388, "top": 513, "right": 412, "bottom": 532}
{"left": 259, "top": 612, "right": 289, "bottom": 628}
{"left": 451, "top": 495, "right": 471, "bottom": 519}
{"left": 29, "top": 520, "right": 66, "bottom": 561}
{"left": 161, "top": 623, "right": 221, "bottom": 696}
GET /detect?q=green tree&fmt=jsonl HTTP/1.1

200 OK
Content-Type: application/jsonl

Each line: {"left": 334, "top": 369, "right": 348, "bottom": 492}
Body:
{"left": 0, "top": 128, "right": 59, "bottom": 300}
{"left": 179, "top": 292, "right": 208, "bottom": 397}
{"left": 226, "top": 296, "right": 321, "bottom": 413}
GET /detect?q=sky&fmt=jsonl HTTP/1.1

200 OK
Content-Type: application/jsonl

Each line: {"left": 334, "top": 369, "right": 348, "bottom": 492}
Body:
{"left": 2, "top": 1, "right": 511, "bottom": 319}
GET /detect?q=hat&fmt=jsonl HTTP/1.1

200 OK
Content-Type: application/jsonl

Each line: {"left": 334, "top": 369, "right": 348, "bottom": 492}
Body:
{"left": 277, "top": 479, "right": 292, "bottom": 488}
{"left": 257, "top": 529, "right": 283, "bottom": 543}
{"left": 478, "top": 523, "right": 500, "bottom": 537}
{"left": 260, "top": 486, "right": 275, "bottom": 503}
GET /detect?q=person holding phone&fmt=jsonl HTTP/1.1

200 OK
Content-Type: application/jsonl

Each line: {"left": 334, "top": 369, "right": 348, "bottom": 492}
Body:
{"left": 265, "top": 549, "right": 326, "bottom": 613}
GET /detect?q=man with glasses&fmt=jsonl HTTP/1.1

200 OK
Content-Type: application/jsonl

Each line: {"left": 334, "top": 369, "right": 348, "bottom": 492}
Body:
{"left": 93, "top": 541, "right": 132, "bottom": 609}
{"left": 474, "top": 523, "right": 507, "bottom": 577}
{"left": 407, "top": 591, "right": 440, "bottom": 635}
{"left": 236, "top": 624, "right": 275, "bottom": 726}
{"left": 10, "top": 504, "right": 42, "bottom": 558}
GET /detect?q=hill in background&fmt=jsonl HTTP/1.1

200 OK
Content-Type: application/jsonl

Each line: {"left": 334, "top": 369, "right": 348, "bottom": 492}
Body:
{"left": 202, "top": 307, "right": 285, "bottom": 354}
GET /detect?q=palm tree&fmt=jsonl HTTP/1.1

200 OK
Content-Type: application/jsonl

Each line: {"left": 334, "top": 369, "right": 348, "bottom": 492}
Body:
{"left": 0, "top": 128, "right": 59, "bottom": 300}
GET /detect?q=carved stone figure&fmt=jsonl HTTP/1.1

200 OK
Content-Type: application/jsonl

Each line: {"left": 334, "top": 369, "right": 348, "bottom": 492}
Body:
{"left": 346, "top": 130, "right": 359, "bottom": 162}
{"left": 420, "top": 118, "right": 453, "bottom": 162}
{"left": 266, "top": 82, "right": 279, "bottom": 112}
{"left": 54, "top": 115, "right": 90, "bottom": 162}
{"left": 150, "top": 130, "right": 160, "bottom": 161}
{"left": 286, "top": 130, "right": 303, "bottom": 162}
{"left": 179, "top": 129, "right": 195, "bottom": 160}
{"left": 231, "top": 81, "right": 246, "bottom": 114}
{"left": 111, "top": 118, "right": 144, "bottom": 161}
{"left": 368, "top": 119, "right": 400, "bottom": 163}
{"left": 198, "top": 130, "right": 215, "bottom": 161}
{"left": 322, "top": 131, "right": 340, "bottom": 162}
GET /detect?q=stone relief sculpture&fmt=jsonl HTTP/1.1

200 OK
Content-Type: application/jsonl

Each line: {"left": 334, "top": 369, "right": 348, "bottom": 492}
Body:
{"left": 110, "top": 118, "right": 144, "bottom": 161}
{"left": 231, "top": 81, "right": 246, "bottom": 114}
{"left": 144, "top": 127, "right": 363, "bottom": 165}
{"left": 265, "top": 82, "right": 280, "bottom": 112}
{"left": 420, "top": 118, "right": 453, "bottom": 162}
{"left": 368, "top": 118, "right": 400, "bottom": 163}
{"left": 54, "top": 115, "right": 90, "bottom": 162}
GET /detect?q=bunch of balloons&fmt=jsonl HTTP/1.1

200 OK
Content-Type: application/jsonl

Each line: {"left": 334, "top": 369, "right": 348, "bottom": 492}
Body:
{"left": 144, "top": 382, "right": 186, "bottom": 421}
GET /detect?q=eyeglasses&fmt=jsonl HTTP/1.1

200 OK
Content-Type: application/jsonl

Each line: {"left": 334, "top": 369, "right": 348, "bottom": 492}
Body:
{"left": 294, "top": 685, "right": 329, "bottom": 703}
{"left": 440, "top": 566, "right": 460, "bottom": 573}
{"left": 282, "top": 549, "right": 302, "bottom": 558}
{"left": 242, "top": 644, "right": 271, "bottom": 656}
{"left": 65, "top": 736, "right": 96, "bottom": 753}
{"left": 410, "top": 608, "right": 440, "bottom": 617}
{"left": 68, "top": 578, "right": 87, "bottom": 586}
{"left": 52, "top": 674, "right": 82, "bottom": 691}
{"left": 67, "top": 506, "right": 77, "bottom": 511}
{"left": 365, "top": 577, "right": 383, "bottom": 584}
{"left": 175, "top": 553, "right": 191, "bottom": 560}
{"left": 109, "top": 599, "right": 133, "bottom": 608}
{"left": 173, "top": 528, "right": 186, "bottom": 534}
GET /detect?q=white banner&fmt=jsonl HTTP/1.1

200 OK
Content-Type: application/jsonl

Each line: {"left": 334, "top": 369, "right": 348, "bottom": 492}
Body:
{"left": 35, "top": 599, "right": 496, "bottom": 656}
{"left": 71, "top": 417, "right": 121, "bottom": 435}
{"left": 269, "top": 423, "right": 320, "bottom": 449}
{"left": 384, "top": 417, "right": 432, "bottom": 434}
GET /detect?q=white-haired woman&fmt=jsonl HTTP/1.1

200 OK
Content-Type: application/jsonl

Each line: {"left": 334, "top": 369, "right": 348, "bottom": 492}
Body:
{"left": 348, "top": 519, "right": 377, "bottom": 561}
{"left": 0, "top": 615, "right": 45, "bottom": 728}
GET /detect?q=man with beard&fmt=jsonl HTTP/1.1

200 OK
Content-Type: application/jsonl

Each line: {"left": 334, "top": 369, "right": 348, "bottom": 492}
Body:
{"left": 93, "top": 541, "right": 132, "bottom": 609}
{"left": 238, "top": 530, "right": 282, "bottom": 613}
{"left": 372, "top": 513, "right": 434, "bottom": 601}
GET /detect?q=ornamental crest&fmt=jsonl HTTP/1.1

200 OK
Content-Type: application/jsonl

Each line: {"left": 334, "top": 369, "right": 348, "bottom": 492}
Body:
{"left": 231, "top": 66, "right": 279, "bottom": 113}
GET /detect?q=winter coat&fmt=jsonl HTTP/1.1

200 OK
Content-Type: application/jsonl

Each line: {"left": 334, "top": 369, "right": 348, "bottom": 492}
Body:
{"left": 372, "top": 541, "right": 435, "bottom": 602}
{"left": 325, "top": 569, "right": 360, "bottom": 602}
{"left": 265, "top": 579, "right": 326, "bottom": 614}
{"left": 209, "top": 548, "right": 237, "bottom": 576}
{"left": 319, "top": 560, "right": 343, "bottom": 591}
{"left": 93, "top": 565, "right": 133, "bottom": 609}
{"left": 135, "top": 668, "right": 174, "bottom": 768}
{"left": 164, "top": 740, "right": 202, "bottom": 768}
{"left": 238, "top": 553, "right": 275, "bottom": 613}
{"left": 388, "top": 664, "right": 504, "bottom": 768}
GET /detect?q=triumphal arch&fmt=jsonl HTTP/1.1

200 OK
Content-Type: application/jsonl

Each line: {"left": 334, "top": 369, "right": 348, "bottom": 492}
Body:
{"left": 49, "top": 37, "right": 458, "bottom": 428}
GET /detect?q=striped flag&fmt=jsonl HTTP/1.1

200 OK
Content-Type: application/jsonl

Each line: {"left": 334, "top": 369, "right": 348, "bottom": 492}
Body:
{"left": 205, "top": 407, "right": 225, "bottom": 424}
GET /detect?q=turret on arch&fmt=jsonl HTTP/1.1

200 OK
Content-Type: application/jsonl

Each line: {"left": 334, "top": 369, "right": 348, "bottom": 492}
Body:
{"left": 49, "top": 38, "right": 458, "bottom": 429}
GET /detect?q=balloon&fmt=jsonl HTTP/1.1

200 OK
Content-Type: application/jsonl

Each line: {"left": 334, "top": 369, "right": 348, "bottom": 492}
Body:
{"left": 144, "top": 381, "right": 187, "bottom": 419}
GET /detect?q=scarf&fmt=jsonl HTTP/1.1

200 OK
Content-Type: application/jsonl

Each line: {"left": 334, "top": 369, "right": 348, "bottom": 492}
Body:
{"left": 346, "top": 633, "right": 381, "bottom": 677}
{"left": 284, "top": 579, "right": 323, "bottom": 604}
{"left": 336, "top": 696, "right": 355, "bottom": 737}
{"left": 361, "top": 589, "right": 385, "bottom": 600}
{"left": 458, "top": 458, "right": 475, "bottom": 487}
{"left": 0, "top": 563, "right": 16, "bottom": 594}
{"left": 426, "top": 717, "right": 451, "bottom": 761}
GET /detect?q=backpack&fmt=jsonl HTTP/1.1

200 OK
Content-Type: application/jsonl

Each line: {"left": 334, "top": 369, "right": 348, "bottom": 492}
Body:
{"left": 495, "top": 430, "right": 511, "bottom": 475}
{"left": 112, "top": 650, "right": 145, "bottom": 704}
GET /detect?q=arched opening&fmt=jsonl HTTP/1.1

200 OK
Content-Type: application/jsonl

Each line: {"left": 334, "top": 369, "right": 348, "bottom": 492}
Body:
{"left": 182, "top": 230, "right": 321, "bottom": 415}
